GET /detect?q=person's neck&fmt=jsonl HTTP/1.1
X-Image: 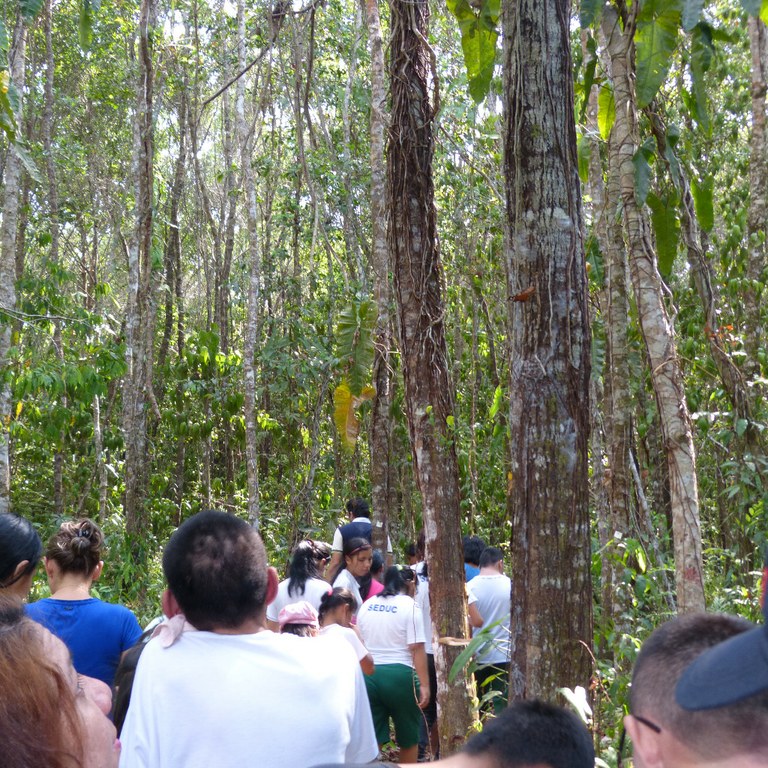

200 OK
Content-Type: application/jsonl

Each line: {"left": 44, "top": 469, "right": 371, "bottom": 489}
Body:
{"left": 209, "top": 614, "right": 268, "bottom": 635}
{"left": 50, "top": 573, "right": 93, "bottom": 600}
{"left": 479, "top": 565, "right": 502, "bottom": 576}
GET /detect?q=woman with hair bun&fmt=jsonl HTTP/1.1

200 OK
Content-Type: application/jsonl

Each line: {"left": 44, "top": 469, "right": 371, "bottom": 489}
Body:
{"left": 26, "top": 518, "right": 142, "bottom": 687}
{"left": 266, "top": 539, "right": 331, "bottom": 631}
{"left": 0, "top": 513, "right": 43, "bottom": 599}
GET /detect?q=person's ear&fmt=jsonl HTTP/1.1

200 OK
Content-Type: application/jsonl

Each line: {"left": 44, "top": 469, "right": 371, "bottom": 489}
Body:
{"left": 10, "top": 560, "right": 30, "bottom": 582}
{"left": 162, "top": 588, "right": 183, "bottom": 618}
{"left": 265, "top": 566, "right": 279, "bottom": 606}
{"left": 90, "top": 560, "right": 104, "bottom": 581}
{"left": 44, "top": 556, "right": 55, "bottom": 578}
{"left": 624, "top": 714, "right": 663, "bottom": 768}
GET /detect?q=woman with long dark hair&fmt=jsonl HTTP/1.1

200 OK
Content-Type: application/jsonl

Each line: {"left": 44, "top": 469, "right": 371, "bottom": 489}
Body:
{"left": 26, "top": 518, "right": 142, "bottom": 687}
{"left": 331, "top": 537, "right": 373, "bottom": 615}
{"left": 266, "top": 539, "right": 330, "bottom": 631}
{"left": 357, "top": 565, "right": 430, "bottom": 764}
{"left": 0, "top": 513, "right": 42, "bottom": 599}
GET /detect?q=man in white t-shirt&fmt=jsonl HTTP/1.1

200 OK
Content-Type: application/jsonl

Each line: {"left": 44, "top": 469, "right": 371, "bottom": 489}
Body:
{"left": 119, "top": 510, "right": 377, "bottom": 768}
{"left": 467, "top": 546, "right": 512, "bottom": 715}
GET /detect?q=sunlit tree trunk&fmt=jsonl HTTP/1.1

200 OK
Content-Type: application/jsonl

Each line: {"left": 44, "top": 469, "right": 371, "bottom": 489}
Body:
{"left": 237, "top": 0, "right": 262, "bottom": 526}
{"left": 746, "top": 15, "right": 768, "bottom": 376}
{"left": 363, "top": 0, "right": 395, "bottom": 554}
{"left": 504, "top": 0, "right": 593, "bottom": 698}
{"left": 0, "top": 16, "right": 27, "bottom": 515}
{"left": 388, "top": 0, "right": 474, "bottom": 752}
{"left": 123, "top": 0, "right": 158, "bottom": 537}
{"left": 602, "top": 4, "right": 705, "bottom": 613}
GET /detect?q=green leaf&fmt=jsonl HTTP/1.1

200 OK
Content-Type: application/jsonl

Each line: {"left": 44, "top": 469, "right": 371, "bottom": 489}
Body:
{"left": 578, "top": 36, "right": 597, "bottom": 123}
{"left": 597, "top": 84, "right": 615, "bottom": 140}
{"left": 489, "top": 385, "right": 503, "bottom": 419}
{"left": 689, "top": 23, "right": 713, "bottom": 134}
{"left": 632, "top": 139, "right": 656, "bottom": 206}
{"left": 647, "top": 191, "right": 680, "bottom": 276}
{"left": 691, "top": 175, "right": 714, "bottom": 231}
{"left": 580, "top": 0, "right": 603, "bottom": 28}
{"left": 0, "top": 17, "right": 8, "bottom": 55}
{"left": 79, "top": 0, "right": 101, "bottom": 50}
{"left": 577, "top": 132, "right": 591, "bottom": 184}
{"left": 682, "top": 0, "right": 704, "bottom": 30}
{"left": 735, "top": 418, "right": 749, "bottom": 437}
{"left": 761, "top": 0, "right": 768, "bottom": 25}
{"left": 635, "top": 0, "right": 682, "bottom": 108}
{"left": 336, "top": 297, "right": 377, "bottom": 397}
{"left": 446, "top": 0, "right": 500, "bottom": 104}
{"left": 19, "top": 0, "right": 44, "bottom": 22}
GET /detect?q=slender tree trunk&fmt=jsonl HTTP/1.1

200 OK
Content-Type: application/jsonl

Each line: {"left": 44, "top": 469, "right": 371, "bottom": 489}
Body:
{"left": 0, "top": 17, "right": 27, "bottom": 515}
{"left": 388, "top": 0, "right": 474, "bottom": 753}
{"left": 602, "top": 5, "right": 705, "bottom": 612}
{"left": 363, "top": 0, "right": 395, "bottom": 554}
{"left": 503, "top": 0, "right": 593, "bottom": 699}
{"left": 123, "top": 0, "right": 158, "bottom": 537}
{"left": 237, "top": 0, "right": 262, "bottom": 526}
{"left": 746, "top": 15, "right": 768, "bottom": 375}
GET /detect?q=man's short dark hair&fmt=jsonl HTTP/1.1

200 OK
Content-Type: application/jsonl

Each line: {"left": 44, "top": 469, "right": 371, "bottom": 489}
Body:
{"left": 462, "top": 535, "right": 486, "bottom": 566}
{"left": 631, "top": 612, "right": 768, "bottom": 759}
{"left": 345, "top": 497, "right": 370, "bottom": 519}
{"left": 163, "top": 510, "right": 268, "bottom": 631}
{"left": 462, "top": 699, "right": 594, "bottom": 768}
{"left": 479, "top": 546, "right": 504, "bottom": 568}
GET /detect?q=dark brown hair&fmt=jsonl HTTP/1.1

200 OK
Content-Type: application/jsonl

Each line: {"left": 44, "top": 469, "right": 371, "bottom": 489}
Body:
{"left": 0, "top": 595, "right": 84, "bottom": 767}
{"left": 45, "top": 518, "right": 104, "bottom": 577}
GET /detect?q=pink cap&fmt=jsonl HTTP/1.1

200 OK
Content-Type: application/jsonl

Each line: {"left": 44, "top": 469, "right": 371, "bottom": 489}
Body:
{"left": 278, "top": 601, "right": 319, "bottom": 630}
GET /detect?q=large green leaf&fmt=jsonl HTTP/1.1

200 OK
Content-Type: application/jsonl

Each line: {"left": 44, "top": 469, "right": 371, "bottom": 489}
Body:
{"left": 446, "top": 0, "right": 500, "bottom": 104}
{"left": 597, "top": 84, "right": 615, "bottom": 140}
{"left": 762, "top": 0, "right": 768, "bottom": 25}
{"left": 336, "top": 297, "right": 377, "bottom": 397}
{"left": 682, "top": 0, "right": 704, "bottom": 31}
{"left": 79, "top": 0, "right": 102, "bottom": 50}
{"left": 633, "top": 138, "right": 656, "bottom": 206}
{"left": 578, "top": 35, "right": 597, "bottom": 124}
{"left": 635, "top": 0, "right": 682, "bottom": 108}
{"left": 647, "top": 191, "right": 680, "bottom": 276}
{"left": 689, "top": 23, "right": 713, "bottom": 134}
{"left": 0, "top": 17, "right": 8, "bottom": 55}
{"left": 19, "top": 0, "right": 44, "bottom": 22}
{"left": 691, "top": 175, "right": 714, "bottom": 232}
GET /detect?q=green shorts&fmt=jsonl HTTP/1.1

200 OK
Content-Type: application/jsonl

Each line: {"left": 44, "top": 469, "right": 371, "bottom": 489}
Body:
{"left": 364, "top": 663, "right": 421, "bottom": 748}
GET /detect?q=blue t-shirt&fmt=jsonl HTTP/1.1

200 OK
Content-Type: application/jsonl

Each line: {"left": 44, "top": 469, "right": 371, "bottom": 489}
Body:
{"left": 464, "top": 563, "right": 480, "bottom": 582}
{"left": 26, "top": 597, "right": 142, "bottom": 686}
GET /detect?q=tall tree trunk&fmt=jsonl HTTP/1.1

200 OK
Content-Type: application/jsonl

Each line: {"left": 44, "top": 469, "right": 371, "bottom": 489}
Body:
{"left": 123, "top": 0, "right": 158, "bottom": 538}
{"left": 0, "top": 16, "right": 27, "bottom": 515}
{"left": 602, "top": 4, "right": 705, "bottom": 613}
{"left": 363, "top": 0, "right": 395, "bottom": 554}
{"left": 746, "top": 15, "right": 768, "bottom": 375}
{"left": 388, "top": 0, "right": 474, "bottom": 753}
{"left": 237, "top": 0, "right": 262, "bottom": 527}
{"left": 504, "top": 0, "right": 593, "bottom": 700}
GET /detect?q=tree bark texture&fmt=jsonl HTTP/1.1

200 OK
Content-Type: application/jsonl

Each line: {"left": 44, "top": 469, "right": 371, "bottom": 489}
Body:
{"left": 747, "top": 15, "right": 768, "bottom": 376}
{"left": 602, "top": 5, "right": 705, "bottom": 613}
{"left": 503, "top": 0, "right": 593, "bottom": 699}
{"left": 0, "top": 17, "right": 27, "bottom": 515}
{"left": 237, "top": 0, "right": 262, "bottom": 527}
{"left": 388, "top": 0, "right": 474, "bottom": 752}
{"left": 123, "top": 0, "right": 158, "bottom": 537}
{"left": 363, "top": 0, "right": 395, "bottom": 555}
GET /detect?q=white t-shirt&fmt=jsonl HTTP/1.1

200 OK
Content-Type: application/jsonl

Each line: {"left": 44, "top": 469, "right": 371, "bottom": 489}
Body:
{"left": 119, "top": 629, "right": 377, "bottom": 768}
{"left": 414, "top": 565, "right": 433, "bottom": 654}
{"left": 266, "top": 576, "right": 331, "bottom": 623}
{"left": 320, "top": 622, "right": 369, "bottom": 662}
{"left": 357, "top": 593, "right": 424, "bottom": 667}
{"left": 332, "top": 568, "right": 364, "bottom": 613}
{"left": 467, "top": 573, "right": 512, "bottom": 665}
